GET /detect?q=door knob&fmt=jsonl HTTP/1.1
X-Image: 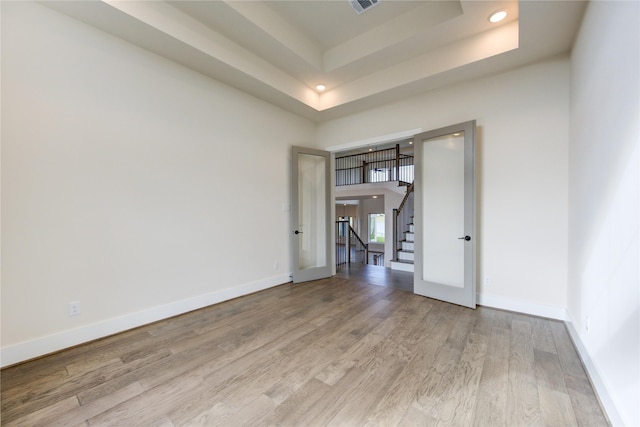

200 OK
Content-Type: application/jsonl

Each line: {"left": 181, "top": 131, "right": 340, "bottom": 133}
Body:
{"left": 294, "top": 230, "right": 303, "bottom": 235}
{"left": 458, "top": 235, "right": 471, "bottom": 241}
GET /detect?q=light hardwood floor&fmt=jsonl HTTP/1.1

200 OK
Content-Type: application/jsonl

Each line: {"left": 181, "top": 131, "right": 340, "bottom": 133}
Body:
{"left": 1, "top": 275, "right": 608, "bottom": 426}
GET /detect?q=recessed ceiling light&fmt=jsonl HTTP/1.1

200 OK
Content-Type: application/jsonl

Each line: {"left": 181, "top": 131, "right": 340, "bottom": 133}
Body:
{"left": 372, "top": 195, "right": 378, "bottom": 198}
{"left": 315, "top": 84, "right": 326, "bottom": 92}
{"left": 489, "top": 9, "right": 507, "bottom": 23}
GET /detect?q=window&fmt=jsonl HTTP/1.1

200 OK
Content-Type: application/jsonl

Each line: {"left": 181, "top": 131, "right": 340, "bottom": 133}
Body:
{"left": 368, "top": 213, "right": 385, "bottom": 243}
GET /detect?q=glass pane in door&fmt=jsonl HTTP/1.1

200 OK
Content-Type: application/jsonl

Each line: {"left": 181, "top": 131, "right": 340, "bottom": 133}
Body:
{"left": 421, "top": 132, "right": 465, "bottom": 287}
{"left": 297, "top": 153, "right": 327, "bottom": 270}
{"left": 414, "top": 121, "right": 475, "bottom": 308}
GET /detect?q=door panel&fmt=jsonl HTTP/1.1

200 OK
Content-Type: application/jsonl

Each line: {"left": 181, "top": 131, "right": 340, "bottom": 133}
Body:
{"left": 414, "top": 121, "right": 476, "bottom": 308}
{"left": 291, "top": 146, "right": 332, "bottom": 283}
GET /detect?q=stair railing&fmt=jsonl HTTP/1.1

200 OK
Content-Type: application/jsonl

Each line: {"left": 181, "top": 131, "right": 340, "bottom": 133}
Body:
{"left": 335, "top": 144, "right": 414, "bottom": 186}
{"left": 371, "top": 252, "right": 384, "bottom": 266}
{"left": 335, "top": 221, "right": 369, "bottom": 266}
{"left": 393, "top": 182, "right": 414, "bottom": 261}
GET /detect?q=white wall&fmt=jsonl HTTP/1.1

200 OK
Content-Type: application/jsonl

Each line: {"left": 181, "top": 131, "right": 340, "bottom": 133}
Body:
{"left": 1, "top": 2, "right": 315, "bottom": 366}
{"left": 318, "top": 56, "right": 570, "bottom": 318}
{"left": 568, "top": 2, "right": 640, "bottom": 425}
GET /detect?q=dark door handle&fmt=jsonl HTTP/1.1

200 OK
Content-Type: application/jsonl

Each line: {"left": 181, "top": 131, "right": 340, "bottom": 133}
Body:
{"left": 294, "top": 230, "right": 303, "bottom": 235}
{"left": 458, "top": 236, "right": 471, "bottom": 241}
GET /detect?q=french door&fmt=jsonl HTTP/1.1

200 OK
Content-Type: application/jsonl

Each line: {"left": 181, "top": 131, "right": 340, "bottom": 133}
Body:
{"left": 413, "top": 121, "right": 476, "bottom": 308}
{"left": 291, "top": 146, "right": 333, "bottom": 283}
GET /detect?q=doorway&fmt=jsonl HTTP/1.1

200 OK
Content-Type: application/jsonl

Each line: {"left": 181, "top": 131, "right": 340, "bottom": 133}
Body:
{"left": 294, "top": 121, "right": 476, "bottom": 309}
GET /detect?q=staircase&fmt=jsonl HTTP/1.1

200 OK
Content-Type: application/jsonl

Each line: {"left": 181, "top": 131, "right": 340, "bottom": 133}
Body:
{"left": 391, "top": 182, "right": 415, "bottom": 273}
{"left": 391, "top": 218, "right": 415, "bottom": 272}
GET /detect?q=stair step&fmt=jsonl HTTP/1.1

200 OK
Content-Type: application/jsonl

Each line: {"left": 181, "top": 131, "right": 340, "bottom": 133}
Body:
{"left": 390, "top": 260, "right": 414, "bottom": 272}
{"left": 401, "top": 241, "right": 414, "bottom": 250}
{"left": 397, "top": 250, "right": 414, "bottom": 261}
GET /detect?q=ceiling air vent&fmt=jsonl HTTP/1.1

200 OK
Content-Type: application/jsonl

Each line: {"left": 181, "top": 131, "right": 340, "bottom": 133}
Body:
{"left": 349, "top": 0, "right": 379, "bottom": 15}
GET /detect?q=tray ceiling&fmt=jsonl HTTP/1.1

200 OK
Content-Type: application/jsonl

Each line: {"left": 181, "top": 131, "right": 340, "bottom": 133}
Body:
{"left": 43, "top": 0, "right": 586, "bottom": 121}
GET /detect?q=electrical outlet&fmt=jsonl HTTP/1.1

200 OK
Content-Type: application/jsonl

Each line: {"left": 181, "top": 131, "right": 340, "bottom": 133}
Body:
{"left": 483, "top": 276, "right": 490, "bottom": 287}
{"left": 68, "top": 301, "right": 81, "bottom": 317}
{"left": 585, "top": 316, "right": 590, "bottom": 333}
{"left": 274, "top": 260, "right": 279, "bottom": 270}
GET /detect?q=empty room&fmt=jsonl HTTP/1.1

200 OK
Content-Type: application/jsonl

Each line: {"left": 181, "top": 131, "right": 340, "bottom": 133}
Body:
{"left": 1, "top": 0, "right": 638, "bottom": 425}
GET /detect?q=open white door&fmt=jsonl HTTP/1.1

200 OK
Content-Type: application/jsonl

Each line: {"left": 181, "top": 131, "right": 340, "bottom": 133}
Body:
{"left": 291, "top": 146, "right": 333, "bottom": 283}
{"left": 414, "top": 121, "right": 476, "bottom": 308}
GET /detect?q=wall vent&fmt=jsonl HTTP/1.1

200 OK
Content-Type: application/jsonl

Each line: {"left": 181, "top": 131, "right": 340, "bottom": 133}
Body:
{"left": 349, "top": 0, "right": 379, "bottom": 15}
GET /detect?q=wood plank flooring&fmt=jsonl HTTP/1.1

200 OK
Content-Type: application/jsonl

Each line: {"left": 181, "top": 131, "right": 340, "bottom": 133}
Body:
{"left": 336, "top": 264, "right": 413, "bottom": 292}
{"left": 1, "top": 274, "right": 608, "bottom": 426}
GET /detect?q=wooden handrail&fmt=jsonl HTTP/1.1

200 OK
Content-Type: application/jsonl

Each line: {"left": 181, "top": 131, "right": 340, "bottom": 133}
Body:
{"left": 336, "top": 220, "right": 369, "bottom": 265}
{"left": 336, "top": 220, "right": 367, "bottom": 248}
{"left": 350, "top": 225, "right": 368, "bottom": 249}
{"left": 397, "top": 181, "right": 414, "bottom": 214}
{"left": 393, "top": 182, "right": 414, "bottom": 262}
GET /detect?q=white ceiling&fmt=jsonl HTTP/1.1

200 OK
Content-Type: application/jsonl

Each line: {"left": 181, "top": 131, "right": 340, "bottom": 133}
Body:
{"left": 44, "top": 0, "right": 587, "bottom": 122}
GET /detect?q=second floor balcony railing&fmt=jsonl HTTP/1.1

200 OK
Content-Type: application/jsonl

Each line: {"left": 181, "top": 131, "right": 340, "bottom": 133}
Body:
{"left": 335, "top": 144, "right": 414, "bottom": 186}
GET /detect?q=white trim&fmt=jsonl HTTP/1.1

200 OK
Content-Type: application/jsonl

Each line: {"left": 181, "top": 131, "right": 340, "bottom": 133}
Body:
{"left": 390, "top": 261, "right": 415, "bottom": 272}
{"left": 324, "top": 128, "right": 422, "bottom": 153}
{"left": 565, "top": 318, "right": 624, "bottom": 426}
{"left": 477, "top": 294, "right": 624, "bottom": 424}
{"left": 0, "top": 274, "right": 292, "bottom": 368}
{"left": 477, "top": 292, "right": 568, "bottom": 320}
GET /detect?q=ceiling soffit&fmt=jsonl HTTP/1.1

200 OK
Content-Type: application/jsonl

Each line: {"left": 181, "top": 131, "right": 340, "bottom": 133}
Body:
{"left": 40, "top": 1, "right": 585, "bottom": 121}
{"left": 163, "top": 0, "right": 519, "bottom": 96}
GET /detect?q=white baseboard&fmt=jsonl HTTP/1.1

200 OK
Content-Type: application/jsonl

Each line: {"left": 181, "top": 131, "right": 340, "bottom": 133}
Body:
{"left": 565, "top": 319, "right": 624, "bottom": 426}
{"left": 0, "top": 273, "right": 292, "bottom": 368}
{"left": 477, "top": 294, "right": 622, "bottom": 425}
{"left": 477, "top": 293, "right": 568, "bottom": 320}
{"left": 390, "top": 261, "right": 415, "bottom": 272}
